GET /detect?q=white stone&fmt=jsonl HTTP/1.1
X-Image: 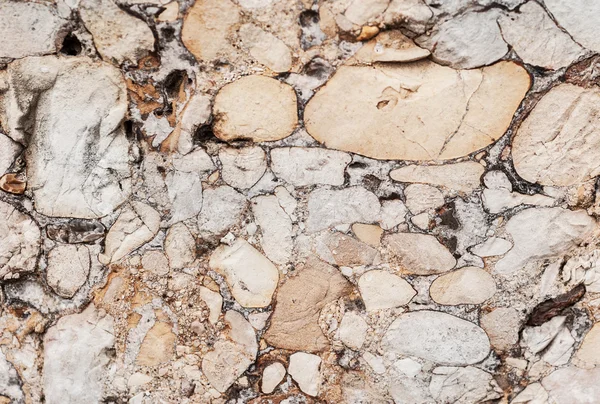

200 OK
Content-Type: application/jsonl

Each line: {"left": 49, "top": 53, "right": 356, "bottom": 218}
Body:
{"left": 46, "top": 245, "right": 90, "bottom": 299}
{"left": 429, "top": 366, "right": 502, "bottom": 404}
{"left": 471, "top": 237, "right": 513, "bottom": 257}
{"left": 171, "top": 96, "right": 213, "bottom": 155}
{"left": 344, "top": 0, "right": 390, "bottom": 25}
{"left": 251, "top": 195, "right": 293, "bottom": 265}
{"left": 141, "top": 250, "right": 169, "bottom": 276}
{"left": 542, "top": 366, "right": 600, "bottom": 404}
{"left": 128, "top": 373, "right": 153, "bottom": 389}
{"left": 338, "top": 312, "right": 368, "bottom": 350}
{"left": 165, "top": 170, "right": 203, "bottom": 223}
{"left": 574, "top": 323, "right": 600, "bottom": 367}
{"left": 199, "top": 286, "right": 223, "bottom": 325}
{"left": 390, "top": 162, "right": 484, "bottom": 194}
{"left": 483, "top": 170, "right": 512, "bottom": 191}
{"left": 430, "top": 267, "right": 496, "bottom": 305}
{"left": 511, "top": 383, "right": 549, "bottom": 404}
{"left": 219, "top": 147, "right": 267, "bottom": 190}
{"left": 306, "top": 187, "right": 380, "bottom": 233}
{"left": 164, "top": 223, "right": 196, "bottom": 269}
{"left": 43, "top": 304, "right": 114, "bottom": 404}
{"left": 0, "top": 133, "right": 21, "bottom": 176}
{"left": 248, "top": 311, "right": 270, "bottom": 330}
{"left": 543, "top": 326, "right": 575, "bottom": 366}
{"left": 544, "top": 0, "right": 600, "bottom": 53}
{"left": 389, "top": 376, "right": 432, "bottom": 403}
{"left": 270, "top": 147, "right": 351, "bottom": 187}
{"left": 363, "top": 352, "right": 386, "bottom": 374}
{"left": 239, "top": 24, "right": 292, "bottom": 72}
{"left": 480, "top": 307, "right": 521, "bottom": 352}
{"left": 381, "top": 311, "right": 490, "bottom": 365}
{"left": 383, "top": 0, "right": 433, "bottom": 33}
{"left": 379, "top": 200, "right": 408, "bottom": 230}
{"left": 404, "top": 184, "right": 444, "bottom": 215}
{"left": 99, "top": 202, "right": 161, "bottom": 265}
{"left": 261, "top": 362, "right": 286, "bottom": 394}
{"left": 384, "top": 233, "right": 456, "bottom": 275}
{"left": 482, "top": 188, "right": 555, "bottom": 214}
{"left": 209, "top": 239, "right": 279, "bottom": 308}
{"left": 198, "top": 186, "right": 247, "bottom": 238}
{"left": 358, "top": 270, "right": 416, "bottom": 311}
{"left": 411, "top": 212, "right": 430, "bottom": 230}
{"left": 288, "top": 352, "right": 322, "bottom": 397}
{"left": 521, "top": 316, "right": 566, "bottom": 355}
{"left": 394, "top": 358, "right": 422, "bottom": 378}
{"left": 0, "top": 349, "right": 23, "bottom": 402}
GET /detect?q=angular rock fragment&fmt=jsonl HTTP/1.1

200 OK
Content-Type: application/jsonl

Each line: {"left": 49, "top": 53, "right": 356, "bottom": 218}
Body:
{"left": 0, "top": 200, "right": 40, "bottom": 281}
{"left": 270, "top": 147, "right": 351, "bottom": 187}
{"left": 198, "top": 186, "right": 247, "bottom": 238}
{"left": 1, "top": 56, "right": 131, "bottom": 218}
{"left": 389, "top": 376, "right": 432, "bottom": 404}
{"left": 574, "top": 323, "right": 600, "bottom": 367}
{"left": 429, "top": 366, "right": 502, "bottom": 404}
{"left": 313, "top": 232, "right": 378, "bottom": 267}
{"left": 544, "top": 0, "right": 600, "bottom": 53}
{"left": 46, "top": 219, "right": 105, "bottom": 244}
{"left": 43, "top": 304, "right": 114, "bottom": 404}
{"left": 251, "top": 195, "right": 293, "bottom": 265}
{"left": 264, "top": 256, "right": 351, "bottom": 351}
{"left": 429, "top": 267, "right": 496, "bottom": 305}
{"left": 404, "top": 184, "right": 444, "bottom": 215}
{"left": 288, "top": 352, "right": 321, "bottom": 397}
{"left": 164, "top": 223, "right": 196, "bottom": 269}
{"left": 0, "top": 350, "right": 22, "bottom": 403}
{"left": 379, "top": 199, "right": 408, "bottom": 230}
{"left": 199, "top": 286, "right": 223, "bottom": 324}
{"left": 352, "top": 223, "right": 383, "bottom": 246}
{"left": 213, "top": 76, "right": 298, "bottom": 142}
{"left": 141, "top": 250, "right": 169, "bottom": 276}
{"left": 46, "top": 245, "right": 90, "bottom": 299}
{"left": 470, "top": 237, "right": 512, "bottom": 257}
{"left": 521, "top": 316, "right": 566, "bottom": 355}
{"left": 165, "top": 169, "right": 203, "bottom": 223}
{"left": 305, "top": 61, "right": 529, "bottom": 160}
{"left": 358, "top": 270, "right": 416, "bottom": 311}
{"left": 338, "top": 312, "right": 368, "bottom": 350}
{"left": 480, "top": 307, "right": 520, "bottom": 351}
{"left": 136, "top": 322, "right": 177, "bottom": 367}
{"left": 511, "top": 383, "right": 549, "bottom": 404}
{"left": 261, "top": 362, "right": 286, "bottom": 394}
{"left": 381, "top": 311, "right": 490, "bottom": 365}
{"left": 542, "top": 366, "right": 600, "bottom": 403}
{"left": 0, "top": 134, "right": 21, "bottom": 177}
{"left": 390, "top": 162, "right": 484, "bottom": 194}
{"left": 219, "top": 146, "right": 267, "bottom": 190}
{"left": 80, "top": 0, "right": 155, "bottom": 64}
{"left": 209, "top": 239, "right": 279, "bottom": 308}
{"left": 239, "top": 24, "right": 292, "bottom": 72}
{"left": 384, "top": 233, "right": 456, "bottom": 275}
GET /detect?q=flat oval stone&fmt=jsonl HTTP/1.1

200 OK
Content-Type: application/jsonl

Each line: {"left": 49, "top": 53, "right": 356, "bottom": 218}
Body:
{"left": 381, "top": 311, "right": 490, "bottom": 365}
{"left": 429, "top": 267, "right": 496, "bottom": 305}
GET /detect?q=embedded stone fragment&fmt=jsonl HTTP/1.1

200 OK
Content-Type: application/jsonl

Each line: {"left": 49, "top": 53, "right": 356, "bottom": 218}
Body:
{"left": 313, "top": 232, "right": 378, "bottom": 267}
{"left": 542, "top": 366, "right": 600, "bottom": 404}
{"left": 511, "top": 383, "right": 549, "bottom": 404}
{"left": 358, "top": 270, "right": 416, "bottom": 311}
{"left": 352, "top": 223, "right": 383, "bottom": 246}
{"left": 521, "top": 316, "right": 566, "bottom": 355}
{"left": 574, "top": 323, "right": 600, "bottom": 367}
{"left": 182, "top": 0, "right": 240, "bottom": 62}
{"left": 430, "top": 267, "right": 496, "bottom": 305}
{"left": 46, "top": 245, "right": 90, "bottom": 299}
{"left": 270, "top": 147, "right": 351, "bottom": 187}
{"left": 165, "top": 169, "right": 203, "bottom": 224}
{"left": 251, "top": 195, "right": 293, "bottom": 265}
{"left": 306, "top": 187, "right": 380, "bottom": 232}
{"left": 390, "top": 162, "right": 484, "bottom": 194}
{"left": 0, "top": 200, "right": 41, "bottom": 281}
{"left": 209, "top": 239, "right": 279, "bottom": 308}
{"left": 46, "top": 219, "right": 105, "bottom": 244}
{"left": 384, "top": 233, "right": 456, "bottom": 275}
{"left": 164, "top": 223, "right": 196, "bottom": 269}
{"left": 212, "top": 75, "right": 298, "bottom": 142}
{"left": 498, "top": 2, "right": 584, "bottom": 70}
{"left": 239, "top": 24, "right": 292, "bottom": 72}
{"left": 513, "top": 84, "right": 600, "bottom": 186}
{"left": 1, "top": 56, "right": 131, "bottom": 218}
{"left": 495, "top": 208, "right": 596, "bottom": 275}
{"left": 199, "top": 286, "right": 223, "bottom": 324}
{"left": 379, "top": 199, "right": 408, "bottom": 230}
{"left": 305, "top": 61, "right": 529, "bottom": 160}
{"left": 429, "top": 366, "right": 502, "bottom": 404}
{"left": 0, "top": 350, "right": 22, "bottom": 403}
{"left": 0, "top": 2, "right": 66, "bottom": 60}
{"left": 264, "top": 256, "right": 351, "bottom": 351}
{"left": 527, "top": 284, "right": 585, "bottom": 327}
{"left": 383, "top": 0, "right": 433, "bottom": 33}
{"left": 262, "top": 362, "right": 286, "bottom": 394}
{"left": 136, "top": 322, "right": 177, "bottom": 367}
{"left": 219, "top": 146, "right": 267, "bottom": 190}
{"left": 99, "top": 202, "right": 161, "bottom": 265}
{"left": 0, "top": 172, "right": 24, "bottom": 195}
{"left": 338, "top": 312, "right": 368, "bottom": 350}
{"left": 389, "top": 377, "right": 432, "bottom": 404}
{"left": 381, "top": 311, "right": 490, "bottom": 365}
{"left": 482, "top": 188, "right": 555, "bottom": 214}
{"left": 167, "top": 96, "right": 213, "bottom": 155}
{"left": 80, "top": 0, "right": 154, "bottom": 64}
{"left": 480, "top": 307, "right": 521, "bottom": 351}
{"left": 0, "top": 134, "right": 21, "bottom": 177}
{"left": 352, "top": 31, "right": 430, "bottom": 64}
{"left": 471, "top": 237, "right": 513, "bottom": 257}
{"left": 141, "top": 250, "right": 169, "bottom": 276}
{"left": 544, "top": 0, "right": 600, "bottom": 53}
{"left": 404, "top": 184, "right": 444, "bottom": 215}
{"left": 288, "top": 352, "right": 321, "bottom": 397}
{"left": 43, "top": 304, "right": 114, "bottom": 404}
{"left": 198, "top": 186, "right": 247, "bottom": 238}
{"left": 416, "top": 10, "right": 508, "bottom": 69}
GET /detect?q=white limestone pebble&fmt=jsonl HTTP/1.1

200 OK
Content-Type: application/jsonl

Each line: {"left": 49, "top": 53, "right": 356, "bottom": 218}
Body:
{"left": 542, "top": 366, "right": 600, "bottom": 404}
{"left": 471, "top": 237, "right": 513, "bottom": 258}
{"left": 384, "top": 233, "right": 456, "bottom": 275}
{"left": 252, "top": 195, "right": 293, "bottom": 265}
{"left": 164, "top": 223, "right": 196, "bottom": 269}
{"left": 199, "top": 287, "right": 223, "bottom": 325}
{"left": 358, "top": 270, "right": 416, "bottom": 311}
{"left": 429, "top": 366, "right": 502, "bottom": 404}
{"left": 209, "top": 239, "right": 279, "bottom": 308}
{"left": 404, "top": 184, "right": 444, "bottom": 215}
{"left": 198, "top": 186, "right": 248, "bottom": 238}
{"left": 270, "top": 147, "right": 351, "bottom": 187}
{"left": 379, "top": 199, "right": 408, "bottom": 230}
{"left": 165, "top": 169, "right": 203, "bottom": 224}
{"left": 288, "top": 352, "right": 322, "bottom": 397}
{"left": 429, "top": 267, "right": 496, "bottom": 305}
{"left": 239, "top": 23, "right": 292, "bottom": 72}
{"left": 46, "top": 245, "right": 90, "bottom": 299}
{"left": 219, "top": 146, "right": 267, "bottom": 190}
{"left": 390, "top": 162, "right": 484, "bottom": 194}
{"left": 394, "top": 358, "right": 422, "bottom": 378}
{"left": 141, "top": 250, "right": 169, "bottom": 276}
{"left": 480, "top": 307, "right": 521, "bottom": 352}
{"left": 338, "top": 312, "right": 368, "bottom": 350}
{"left": 261, "top": 362, "right": 286, "bottom": 394}
{"left": 381, "top": 311, "right": 490, "bottom": 365}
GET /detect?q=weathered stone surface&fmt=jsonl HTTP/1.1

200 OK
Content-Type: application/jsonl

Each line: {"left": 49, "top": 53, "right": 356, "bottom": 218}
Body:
{"left": 198, "top": 186, "right": 247, "bottom": 238}
{"left": 136, "top": 321, "right": 176, "bottom": 367}
{"left": 46, "top": 245, "right": 90, "bottom": 299}
{"left": 288, "top": 352, "right": 321, "bottom": 397}
{"left": 542, "top": 366, "right": 600, "bottom": 404}
{"left": 390, "top": 162, "right": 484, "bottom": 194}
{"left": 270, "top": 147, "right": 351, "bottom": 187}
{"left": 80, "top": 0, "right": 154, "bottom": 64}
{"left": 264, "top": 256, "right": 351, "bottom": 351}
{"left": 141, "top": 250, "right": 169, "bottom": 276}
{"left": 384, "top": 233, "right": 456, "bottom": 275}
{"left": 513, "top": 84, "right": 600, "bottom": 186}
{"left": 404, "top": 184, "right": 444, "bottom": 215}
{"left": 495, "top": 208, "right": 597, "bottom": 275}
{"left": 1, "top": 56, "right": 131, "bottom": 218}
{"left": 429, "top": 366, "right": 502, "bottom": 404}
{"left": 381, "top": 311, "right": 490, "bottom": 365}
{"left": 0, "top": 173, "right": 25, "bottom": 195}
{"left": 0, "top": 350, "right": 22, "bottom": 403}
{"left": 574, "top": 323, "right": 600, "bottom": 367}
{"left": 338, "top": 312, "right": 368, "bottom": 350}
{"left": 480, "top": 307, "right": 520, "bottom": 351}
{"left": 511, "top": 383, "right": 549, "bottom": 404}
{"left": 43, "top": 304, "right": 114, "bottom": 404}
{"left": 430, "top": 267, "right": 496, "bottom": 305}
{"left": 219, "top": 146, "right": 267, "bottom": 190}
{"left": 209, "top": 239, "right": 279, "bottom": 308}
{"left": 305, "top": 61, "right": 529, "bottom": 160}
{"left": 313, "top": 232, "right": 378, "bottom": 267}
{"left": 358, "top": 270, "right": 416, "bottom": 311}
{"left": 99, "top": 202, "right": 161, "bottom": 265}
{"left": 46, "top": 219, "right": 105, "bottom": 244}
{"left": 199, "top": 286, "right": 223, "bottom": 324}
{"left": 252, "top": 195, "right": 293, "bottom": 265}
{"left": 379, "top": 199, "right": 408, "bottom": 230}
{"left": 544, "top": 0, "right": 600, "bottom": 53}
{"left": 213, "top": 76, "right": 298, "bottom": 142}
{"left": 261, "top": 362, "right": 286, "bottom": 394}
{"left": 0, "top": 134, "right": 21, "bottom": 177}
{"left": 165, "top": 169, "right": 203, "bottom": 224}
{"left": 521, "top": 316, "right": 566, "bottom": 355}
{"left": 389, "top": 376, "right": 432, "bottom": 404}
{"left": 352, "top": 31, "right": 430, "bottom": 64}
{"left": 0, "top": 200, "right": 40, "bottom": 281}
{"left": 352, "top": 223, "right": 383, "bottom": 246}
{"left": 240, "top": 24, "right": 292, "bottom": 72}
{"left": 470, "top": 237, "right": 512, "bottom": 257}
{"left": 164, "top": 223, "right": 196, "bottom": 269}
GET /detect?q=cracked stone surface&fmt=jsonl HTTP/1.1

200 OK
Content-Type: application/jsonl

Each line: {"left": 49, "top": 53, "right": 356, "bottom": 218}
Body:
{"left": 2, "top": 1, "right": 600, "bottom": 403}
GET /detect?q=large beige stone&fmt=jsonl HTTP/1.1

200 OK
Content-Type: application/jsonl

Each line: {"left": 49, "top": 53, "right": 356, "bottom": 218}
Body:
{"left": 213, "top": 75, "right": 298, "bottom": 142}
{"left": 513, "top": 84, "right": 600, "bottom": 186}
{"left": 136, "top": 322, "right": 176, "bottom": 367}
{"left": 305, "top": 60, "right": 529, "bottom": 160}
{"left": 384, "top": 233, "right": 456, "bottom": 275}
{"left": 429, "top": 267, "right": 496, "bottom": 305}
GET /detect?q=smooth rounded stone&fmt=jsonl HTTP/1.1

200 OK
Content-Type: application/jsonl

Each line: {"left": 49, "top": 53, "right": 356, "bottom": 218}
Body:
{"left": 212, "top": 75, "right": 298, "bottom": 142}
{"left": 136, "top": 321, "right": 177, "bottom": 367}
{"left": 384, "top": 233, "right": 456, "bottom": 275}
{"left": 352, "top": 223, "right": 383, "bottom": 246}
{"left": 0, "top": 2, "right": 67, "bottom": 60}
{"left": 338, "top": 312, "right": 368, "bottom": 350}
{"left": 470, "top": 237, "right": 513, "bottom": 257}
{"left": 141, "top": 250, "right": 170, "bottom": 276}
{"left": 80, "top": 0, "right": 154, "bottom": 64}
{"left": 390, "top": 162, "right": 484, "bottom": 194}
{"left": 381, "top": 311, "right": 490, "bottom": 365}
{"left": 1, "top": 56, "right": 131, "bottom": 218}
{"left": 429, "top": 366, "right": 502, "bottom": 404}
{"left": 480, "top": 307, "right": 521, "bottom": 351}
{"left": 261, "top": 362, "right": 286, "bottom": 394}
{"left": 251, "top": 194, "right": 293, "bottom": 265}
{"left": 404, "top": 184, "right": 444, "bottom": 215}
{"left": 209, "top": 238, "right": 279, "bottom": 308}
{"left": 166, "top": 96, "right": 213, "bottom": 155}
{"left": 0, "top": 173, "right": 25, "bottom": 194}
{"left": 219, "top": 146, "right": 267, "bottom": 190}
{"left": 542, "top": 366, "right": 600, "bottom": 404}
{"left": 270, "top": 147, "right": 351, "bottom": 187}
{"left": 239, "top": 23, "right": 292, "bottom": 72}
{"left": 46, "top": 245, "right": 90, "bottom": 299}
{"left": 197, "top": 185, "right": 248, "bottom": 238}
{"left": 544, "top": 0, "right": 600, "bottom": 53}
{"left": 288, "top": 352, "right": 322, "bottom": 397}
{"left": 574, "top": 323, "right": 600, "bottom": 367}
{"left": 164, "top": 223, "right": 196, "bottom": 269}
{"left": 411, "top": 212, "right": 430, "bottom": 230}
{"left": 494, "top": 207, "right": 597, "bottom": 275}
{"left": 429, "top": 267, "right": 496, "bottom": 305}
{"left": 379, "top": 199, "right": 408, "bottom": 230}
{"left": 0, "top": 200, "right": 41, "bottom": 281}
{"left": 358, "top": 270, "right": 416, "bottom": 311}
{"left": 352, "top": 31, "right": 430, "bottom": 64}
{"left": 498, "top": 2, "right": 584, "bottom": 70}
{"left": 305, "top": 61, "right": 529, "bottom": 161}
{"left": 513, "top": 84, "right": 600, "bottom": 186}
